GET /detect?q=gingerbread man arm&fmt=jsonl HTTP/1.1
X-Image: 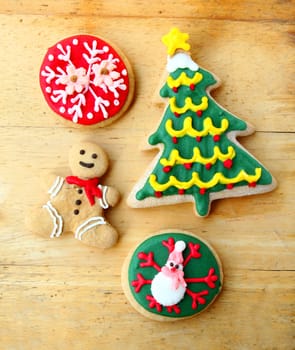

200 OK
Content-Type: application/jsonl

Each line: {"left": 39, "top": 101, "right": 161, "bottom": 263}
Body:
{"left": 105, "top": 186, "right": 120, "bottom": 207}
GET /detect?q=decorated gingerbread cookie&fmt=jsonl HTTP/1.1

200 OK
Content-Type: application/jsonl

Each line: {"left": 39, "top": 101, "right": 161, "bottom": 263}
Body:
{"left": 40, "top": 34, "right": 134, "bottom": 127}
{"left": 127, "top": 28, "right": 276, "bottom": 216}
{"left": 122, "top": 231, "right": 223, "bottom": 321}
{"left": 26, "top": 141, "right": 120, "bottom": 248}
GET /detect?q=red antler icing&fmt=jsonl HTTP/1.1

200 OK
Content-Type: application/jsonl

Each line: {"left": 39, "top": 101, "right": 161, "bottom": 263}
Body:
{"left": 186, "top": 289, "right": 209, "bottom": 309}
{"left": 131, "top": 273, "right": 152, "bottom": 293}
{"left": 183, "top": 242, "right": 201, "bottom": 266}
{"left": 162, "top": 237, "right": 175, "bottom": 253}
{"left": 185, "top": 268, "right": 218, "bottom": 288}
{"left": 137, "top": 252, "right": 161, "bottom": 271}
{"left": 166, "top": 304, "right": 181, "bottom": 314}
{"left": 146, "top": 295, "right": 162, "bottom": 312}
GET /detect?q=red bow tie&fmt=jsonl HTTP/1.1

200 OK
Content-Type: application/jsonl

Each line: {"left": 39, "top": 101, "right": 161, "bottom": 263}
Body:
{"left": 65, "top": 176, "right": 102, "bottom": 206}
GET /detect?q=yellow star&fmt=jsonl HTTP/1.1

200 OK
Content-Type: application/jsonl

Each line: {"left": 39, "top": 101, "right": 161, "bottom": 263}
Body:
{"left": 162, "top": 28, "right": 191, "bottom": 56}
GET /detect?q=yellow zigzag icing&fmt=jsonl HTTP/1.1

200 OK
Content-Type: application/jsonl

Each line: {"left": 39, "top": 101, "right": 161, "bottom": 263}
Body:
{"left": 165, "top": 117, "right": 229, "bottom": 138}
{"left": 169, "top": 96, "right": 208, "bottom": 114}
{"left": 160, "top": 146, "right": 236, "bottom": 167}
{"left": 149, "top": 168, "right": 262, "bottom": 191}
{"left": 167, "top": 72, "right": 203, "bottom": 88}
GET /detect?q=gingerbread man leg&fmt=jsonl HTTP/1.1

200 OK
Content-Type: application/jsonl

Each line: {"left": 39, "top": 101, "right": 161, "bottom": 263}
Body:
{"left": 26, "top": 201, "right": 63, "bottom": 239}
{"left": 74, "top": 217, "right": 118, "bottom": 249}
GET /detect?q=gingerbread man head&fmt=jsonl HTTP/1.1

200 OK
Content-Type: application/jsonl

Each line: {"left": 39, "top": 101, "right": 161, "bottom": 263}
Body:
{"left": 68, "top": 141, "right": 109, "bottom": 179}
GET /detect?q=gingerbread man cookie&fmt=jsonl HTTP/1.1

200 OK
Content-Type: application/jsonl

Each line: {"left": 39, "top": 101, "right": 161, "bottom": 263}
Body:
{"left": 40, "top": 34, "right": 134, "bottom": 127}
{"left": 26, "top": 142, "right": 120, "bottom": 248}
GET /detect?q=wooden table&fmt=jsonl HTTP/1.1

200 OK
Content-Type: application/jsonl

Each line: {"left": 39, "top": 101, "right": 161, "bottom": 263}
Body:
{"left": 1, "top": 1, "right": 294, "bottom": 349}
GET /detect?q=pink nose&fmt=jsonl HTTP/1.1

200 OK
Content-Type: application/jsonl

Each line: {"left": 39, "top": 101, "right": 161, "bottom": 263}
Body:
{"left": 171, "top": 266, "right": 176, "bottom": 272}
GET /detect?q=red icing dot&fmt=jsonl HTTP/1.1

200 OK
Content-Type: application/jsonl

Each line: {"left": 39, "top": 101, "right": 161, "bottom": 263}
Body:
{"left": 199, "top": 188, "right": 206, "bottom": 195}
{"left": 172, "top": 87, "right": 178, "bottom": 93}
{"left": 190, "top": 84, "right": 195, "bottom": 90}
{"left": 196, "top": 136, "right": 202, "bottom": 142}
{"left": 184, "top": 163, "right": 192, "bottom": 170}
{"left": 205, "top": 163, "right": 212, "bottom": 170}
{"left": 172, "top": 136, "right": 178, "bottom": 144}
{"left": 174, "top": 112, "right": 180, "bottom": 118}
{"left": 196, "top": 110, "right": 203, "bottom": 117}
{"left": 248, "top": 182, "right": 257, "bottom": 188}
{"left": 226, "top": 183, "right": 234, "bottom": 190}
{"left": 178, "top": 189, "right": 185, "bottom": 195}
{"left": 155, "top": 191, "right": 163, "bottom": 198}
{"left": 223, "top": 159, "right": 233, "bottom": 169}
{"left": 213, "top": 135, "right": 220, "bottom": 142}
{"left": 163, "top": 166, "right": 172, "bottom": 173}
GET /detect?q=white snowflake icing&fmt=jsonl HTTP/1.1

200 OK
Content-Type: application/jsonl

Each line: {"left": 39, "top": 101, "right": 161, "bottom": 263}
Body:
{"left": 41, "top": 39, "right": 128, "bottom": 123}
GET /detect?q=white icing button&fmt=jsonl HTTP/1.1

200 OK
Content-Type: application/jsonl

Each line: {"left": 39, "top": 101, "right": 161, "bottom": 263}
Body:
{"left": 87, "top": 112, "right": 94, "bottom": 119}
{"left": 72, "top": 38, "right": 79, "bottom": 45}
{"left": 59, "top": 107, "right": 66, "bottom": 113}
{"left": 48, "top": 54, "right": 54, "bottom": 61}
{"left": 45, "top": 86, "right": 51, "bottom": 93}
{"left": 103, "top": 46, "right": 109, "bottom": 52}
{"left": 122, "top": 69, "right": 127, "bottom": 76}
{"left": 114, "top": 99, "right": 120, "bottom": 106}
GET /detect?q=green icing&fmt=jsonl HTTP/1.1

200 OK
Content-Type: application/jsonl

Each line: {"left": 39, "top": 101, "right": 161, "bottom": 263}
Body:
{"left": 136, "top": 66, "right": 274, "bottom": 216}
{"left": 127, "top": 232, "right": 222, "bottom": 318}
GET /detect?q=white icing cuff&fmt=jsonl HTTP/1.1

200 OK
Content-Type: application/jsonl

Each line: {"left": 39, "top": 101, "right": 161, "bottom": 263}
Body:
{"left": 75, "top": 216, "right": 107, "bottom": 240}
{"left": 166, "top": 52, "right": 199, "bottom": 73}
{"left": 48, "top": 176, "right": 64, "bottom": 198}
{"left": 98, "top": 184, "right": 109, "bottom": 209}
{"left": 42, "top": 201, "right": 63, "bottom": 238}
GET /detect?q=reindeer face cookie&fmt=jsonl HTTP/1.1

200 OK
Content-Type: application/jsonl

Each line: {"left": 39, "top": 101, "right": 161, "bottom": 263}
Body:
{"left": 122, "top": 231, "right": 223, "bottom": 321}
{"left": 26, "top": 141, "right": 120, "bottom": 249}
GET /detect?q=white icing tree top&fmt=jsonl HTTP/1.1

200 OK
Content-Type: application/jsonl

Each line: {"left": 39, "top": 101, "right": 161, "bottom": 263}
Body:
{"left": 166, "top": 52, "right": 199, "bottom": 73}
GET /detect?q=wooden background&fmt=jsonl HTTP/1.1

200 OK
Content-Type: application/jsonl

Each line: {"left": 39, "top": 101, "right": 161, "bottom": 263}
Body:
{"left": 0, "top": 1, "right": 294, "bottom": 349}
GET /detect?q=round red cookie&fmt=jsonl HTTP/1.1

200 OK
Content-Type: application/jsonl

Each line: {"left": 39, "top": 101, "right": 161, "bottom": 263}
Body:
{"left": 39, "top": 34, "right": 134, "bottom": 127}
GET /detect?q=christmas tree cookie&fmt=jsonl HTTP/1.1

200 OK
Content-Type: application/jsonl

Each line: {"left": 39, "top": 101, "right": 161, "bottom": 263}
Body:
{"left": 122, "top": 231, "right": 223, "bottom": 321}
{"left": 40, "top": 34, "right": 134, "bottom": 127}
{"left": 128, "top": 28, "right": 276, "bottom": 217}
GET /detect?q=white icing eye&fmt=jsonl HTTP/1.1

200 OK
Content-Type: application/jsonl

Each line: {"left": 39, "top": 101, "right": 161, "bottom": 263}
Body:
{"left": 169, "top": 262, "right": 174, "bottom": 267}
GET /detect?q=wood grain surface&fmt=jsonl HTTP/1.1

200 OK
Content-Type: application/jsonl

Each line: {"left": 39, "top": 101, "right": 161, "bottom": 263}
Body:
{"left": 0, "top": 1, "right": 294, "bottom": 349}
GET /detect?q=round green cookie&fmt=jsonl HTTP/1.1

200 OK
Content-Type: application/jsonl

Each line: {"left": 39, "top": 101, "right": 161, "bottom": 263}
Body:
{"left": 122, "top": 231, "right": 223, "bottom": 321}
